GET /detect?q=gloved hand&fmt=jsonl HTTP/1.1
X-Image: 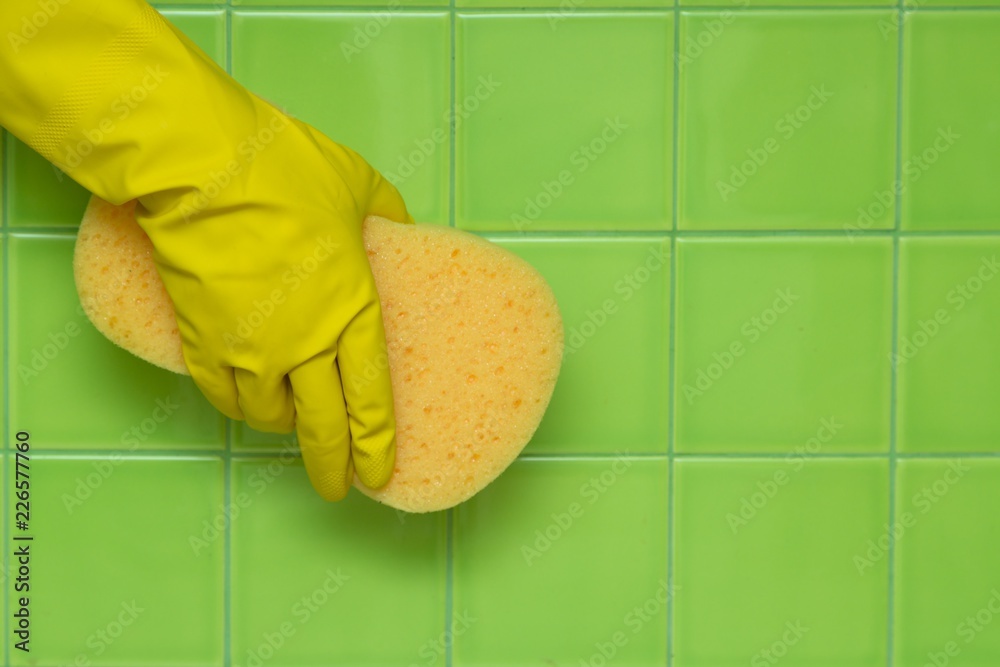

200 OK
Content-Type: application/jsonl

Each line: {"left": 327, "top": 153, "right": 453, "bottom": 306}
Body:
{"left": 0, "top": 0, "right": 411, "bottom": 499}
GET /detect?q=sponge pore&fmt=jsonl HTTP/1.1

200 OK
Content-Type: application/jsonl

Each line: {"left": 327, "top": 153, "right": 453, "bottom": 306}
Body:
{"left": 73, "top": 196, "right": 563, "bottom": 512}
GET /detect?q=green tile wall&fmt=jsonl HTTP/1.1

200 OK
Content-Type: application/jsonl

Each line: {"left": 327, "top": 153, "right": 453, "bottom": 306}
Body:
{"left": 1, "top": 2, "right": 998, "bottom": 667}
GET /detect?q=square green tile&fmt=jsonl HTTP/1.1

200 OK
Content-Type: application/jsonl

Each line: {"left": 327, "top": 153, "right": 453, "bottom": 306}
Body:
{"left": 679, "top": 11, "right": 897, "bottom": 230}
{"left": 897, "top": 238, "right": 1000, "bottom": 452}
{"left": 496, "top": 237, "right": 670, "bottom": 453}
{"left": 894, "top": 458, "right": 1000, "bottom": 667}
{"left": 456, "top": 13, "right": 672, "bottom": 231}
{"left": 230, "top": 458, "right": 446, "bottom": 667}
{"left": 674, "top": 458, "right": 889, "bottom": 667}
{"left": 8, "top": 235, "right": 225, "bottom": 449}
{"left": 12, "top": 456, "right": 224, "bottom": 666}
{"left": 675, "top": 238, "right": 892, "bottom": 453}
{"left": 232, "top": 11, "right": 450, "bottom": 224}
{"left": 4, "top": 9, "right": 226, "bottom": 229}
{"left": 454, "top": 458, "right": 669, "bottom": 666}
{"left": 901, "top": 13, "right": 1000, "bottom": 229}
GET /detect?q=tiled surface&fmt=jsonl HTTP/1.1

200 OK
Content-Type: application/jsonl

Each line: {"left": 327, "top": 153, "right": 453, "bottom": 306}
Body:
{"left": 679, "top": 11, "right": 897, "bottom": 230}
{"left": 496, "top": 238, "right": 670, "bottom": 454}
{"left": 674, "top": 458, "right": 890, "bottom": 667}
{"left": 894, "top": 459, "right": 1000, "bottom": 667}
{"left": 897, "top": 238, "right": 1000, "bottom": 452}
{"left": 675, "top": 237, "right": 893, "bottom": 453}
{"left": 454, "top": 459, "right": 669, "bottom": 666}
{"left": 901, "top": 12, "right": 1000, "bottom": 229}
{"left": 234, "top": 0, "right": 448, "bottom": 7}
{"left": 456, "top": 13, "right": 672, "bottom": 231}
{"left": 2, "top": 4, "right": 999, "bottom": 667}
{"left": 7, "top": 235, "right": 225, "bottom": 449}
{"left": 9, "top": 456, "right": 225, "bottom": 667}
{"left": 230, "top": 459, "right": 447, "bottom": 666}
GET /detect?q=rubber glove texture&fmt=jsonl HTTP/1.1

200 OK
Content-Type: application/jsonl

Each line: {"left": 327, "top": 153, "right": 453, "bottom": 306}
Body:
{"left": 0, "top": 0, "right": 411, "bottom": 499}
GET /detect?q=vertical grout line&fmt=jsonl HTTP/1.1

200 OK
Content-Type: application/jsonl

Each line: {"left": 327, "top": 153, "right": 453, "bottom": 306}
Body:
{"left": 448, "top": 3, "right": 457, "bottom": 229}
{"left": 223, "top": 4, "right": 234, "bottom": 665}
{"left": 445, "top": 509, "right": 455, "bottom": 667}
{"left": 223, "top": 422, "right": 233, "bottom": 667}
{"left": 225, "top": 0, "right": 233, "bottom": 77}
{"left": 666, "top": 8, "right": 681, "bottom": 667}
{"left": 886, "top": 2, "right": 905, "bottom": 666}
{"left": 446, "top": 1, "right": 457, "bottom": 663}
{"left": 666, "top": 237, "right": 677, "bottom": 667}
{"left": 2, "top": 130, "right": 11, "bottom": 667}
{"left": 671, "top": 6, "right": 680, "bottom": 235}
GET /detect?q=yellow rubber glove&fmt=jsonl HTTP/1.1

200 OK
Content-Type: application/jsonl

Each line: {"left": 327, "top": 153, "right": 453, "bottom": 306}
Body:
{"left": 0, "top": 0, "right": 411, "bottom": 500}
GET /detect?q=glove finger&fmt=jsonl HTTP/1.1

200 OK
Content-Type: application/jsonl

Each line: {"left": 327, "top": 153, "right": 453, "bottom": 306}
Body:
{"left": 183, "top": 348, "right": 244, "bottom": 421}
{"left": 366, "top": 167, "right": 415, "bottom": 225}
{"left": 234, "top": 368, "right": 295, "bottom": 434}
{"left": 338, "top": 301, "right": 396, "bottom": 490}
{"left": 288, "top": 353, "right": 354, "bottom": 501}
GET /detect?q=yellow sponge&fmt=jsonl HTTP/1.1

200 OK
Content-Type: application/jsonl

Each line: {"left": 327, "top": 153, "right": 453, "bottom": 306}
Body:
{"left": 74, "top": 197, "right": 563, "bottom": 512}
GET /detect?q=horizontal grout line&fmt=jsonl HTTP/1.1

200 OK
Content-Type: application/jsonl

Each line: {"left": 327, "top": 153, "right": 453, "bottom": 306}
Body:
{"left": 485, "top": 229, "right": 1000, "bottom": 238}
{"left": 16, "top": 452, "right": 226, "bottom": 461}
{"left": 9, "top": 448, "right": 1000, "bottom": 459}
{"left": 196, "top": 3, "right": 1000, "bottom": 10}
{"left": 10, "top": 448, "right": 228, "bottom": 457}
{"left": 153, "top": 3, "right": 229, "bottom": 10}
{"left": 5, "top": 227, "right": 79, "bottom": 236}
{"left": 672, "top": 451, "right": 1000, "bottom": 459}
{"left": 9, "top": 227, "right": 1000, "bottom": 240}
